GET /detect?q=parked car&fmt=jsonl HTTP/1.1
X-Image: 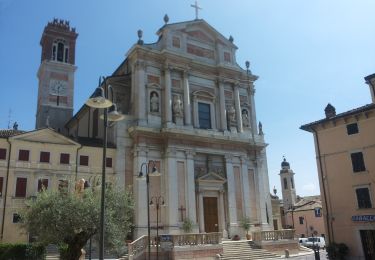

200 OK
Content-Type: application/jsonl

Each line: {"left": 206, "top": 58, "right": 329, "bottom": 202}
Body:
{"left": 299, "top": 238, "right": 308, "bottom": 247}
{"left": 305, "top": 236, "right": 326, "bottom": 249}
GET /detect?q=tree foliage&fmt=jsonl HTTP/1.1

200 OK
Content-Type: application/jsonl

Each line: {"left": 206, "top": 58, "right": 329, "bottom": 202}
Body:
{"left": 21, "top": 186, "right": 134, "bottom": 260}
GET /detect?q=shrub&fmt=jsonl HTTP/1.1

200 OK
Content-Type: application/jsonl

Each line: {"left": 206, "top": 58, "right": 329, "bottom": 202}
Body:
{"left": 326, "top": 242, "right": 349, "bottom": 260}
{"left": 0, "top": 243, "right": 45, "bottom": 260}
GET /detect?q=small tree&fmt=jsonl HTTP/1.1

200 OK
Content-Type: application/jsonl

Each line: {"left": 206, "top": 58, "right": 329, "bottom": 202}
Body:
{"left": 239, "top": 217, "right": 251, "bottom": 240}
{"left": 182, "top": 218, "right": 194, "bottom": 233}
{"left": 21, "top": 186, "right": 134, "bottom": 260}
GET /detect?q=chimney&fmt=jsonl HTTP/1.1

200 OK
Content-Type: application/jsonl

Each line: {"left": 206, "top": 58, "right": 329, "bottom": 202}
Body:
{"left": 324, "top": 103, "right": 336, "bottom": 118}
{"left": 364, "top": 73, "right": 375, "bottom": 103}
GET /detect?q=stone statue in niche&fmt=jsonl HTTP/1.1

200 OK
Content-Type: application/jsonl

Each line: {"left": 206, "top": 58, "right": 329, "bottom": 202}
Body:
{"left": 150, "top": 92, "right": 159, "bottom": 112}
{"left": 227, "top": 105, "right": 236, "bottom": 124}
{"left": 242, "top": 109, "right": 250, "bottom": 128}
{"left": 172, "top": 95, "right": 183, "bottom": 117}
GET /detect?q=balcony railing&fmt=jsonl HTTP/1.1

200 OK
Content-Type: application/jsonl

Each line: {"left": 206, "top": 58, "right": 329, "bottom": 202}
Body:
{"left": 252, "top": 229, "right": 295, "bottom": 242}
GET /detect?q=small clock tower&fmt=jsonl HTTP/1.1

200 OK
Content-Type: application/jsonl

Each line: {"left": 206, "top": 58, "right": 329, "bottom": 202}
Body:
{"left": 35, "top": 19, "right": 78, "bottom": 133}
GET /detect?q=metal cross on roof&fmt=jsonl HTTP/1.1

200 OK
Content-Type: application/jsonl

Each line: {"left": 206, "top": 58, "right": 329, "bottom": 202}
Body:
{"left": 191, "top": 0, "right": 202, "bottom": 20}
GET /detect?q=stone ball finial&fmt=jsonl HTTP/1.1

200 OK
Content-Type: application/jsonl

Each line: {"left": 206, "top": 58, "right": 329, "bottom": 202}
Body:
{"left": 245, "top": 61, "right": 250, "bottom": 69}
{"left": 273, "top": 186, "right": 277, "bottom": 196}
{"left": 164, "top": 14, "right": 169, "bottom": 24}
{"left": 137, "top": 29, "right": 144, "bottom": 45}
{"left": 229, "top": 35, "right": 234, "bottom": 43}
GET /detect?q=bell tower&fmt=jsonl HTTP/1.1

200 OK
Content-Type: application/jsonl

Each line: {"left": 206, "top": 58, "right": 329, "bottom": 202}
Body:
{"left": 279, "top": 157, "right": 297, "bottom": 211}
{"left": 36, "top": 19, "right": 78, "bottom": 133}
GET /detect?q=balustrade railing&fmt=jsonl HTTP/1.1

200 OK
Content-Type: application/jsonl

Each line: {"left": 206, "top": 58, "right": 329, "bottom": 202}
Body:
{"left": 128, "top": 232, "right": 222, "bottom": 259}
{"left": 128, "top": 235, "right": 147, "bottom": 259}
{"left": 252, "top": 229, "right": 295, "bottom": 242}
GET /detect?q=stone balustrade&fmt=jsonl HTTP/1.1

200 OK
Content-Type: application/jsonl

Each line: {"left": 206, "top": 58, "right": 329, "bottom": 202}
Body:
{"left": 252, "top": 229, "right": 295, "bottom": 242}
{"left": 128, "top": 232, "right": 222, "bottom": 259}
{"left": 128, "top": 235, "right": 147, "bottom": 260}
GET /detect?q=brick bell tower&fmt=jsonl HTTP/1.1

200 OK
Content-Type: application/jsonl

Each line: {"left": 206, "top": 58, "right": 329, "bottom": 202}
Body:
{"left": 36, "top": 18, "right": 78, "bottom": 133}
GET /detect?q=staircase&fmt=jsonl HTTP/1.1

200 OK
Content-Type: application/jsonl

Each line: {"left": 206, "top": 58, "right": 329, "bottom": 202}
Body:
{"left": 45, "top": 244, "right": 59, "bottom": 260}
{"left": 219, "top": 240, "right": 280, "bottom": 260}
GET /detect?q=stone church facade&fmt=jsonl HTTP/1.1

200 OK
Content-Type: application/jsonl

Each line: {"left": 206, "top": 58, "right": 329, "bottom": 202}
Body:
{"left": 0, "top": 17, "right": 274, "bottom": 242}
{"left": 67, "top": 18, "right": 273, "bottom": 238}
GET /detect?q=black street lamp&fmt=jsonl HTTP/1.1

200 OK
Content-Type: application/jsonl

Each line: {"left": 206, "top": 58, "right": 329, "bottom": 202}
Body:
{"left": 85, "top": 76, "right": 124, "bottom": 260}
{"left": 138, "top": 161, "right": 159, "bottom": 260}
{"left": 150, "top": 196, "right": 164, "bottom": 260}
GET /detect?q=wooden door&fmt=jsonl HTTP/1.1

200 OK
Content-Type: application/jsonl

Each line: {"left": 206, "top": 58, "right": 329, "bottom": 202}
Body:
{"left": 203, "top": 197, "right": 219, "bottom": 233}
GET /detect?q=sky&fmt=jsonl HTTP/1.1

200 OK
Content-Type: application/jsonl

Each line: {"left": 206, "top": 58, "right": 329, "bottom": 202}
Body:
{"left": 0, "top": 0, "right": 374, "bottom": 198}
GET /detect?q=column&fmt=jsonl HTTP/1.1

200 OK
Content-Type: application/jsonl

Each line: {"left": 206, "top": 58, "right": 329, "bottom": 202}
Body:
{"left": 185, "top": 151, "right": 197, "bottom": 226}
{"left": 135, "top": 61, "right": 146, "bottom": 125}
{"left": 219, "top": 189, "right": 227, "bottom": 237}
{"left": 198, "top": 190, "right": 205, "bottom": 232}
{"left": 164, "top": 66, "right": 172, "bottom": 125}
{"left": 219, "top": 80, "right": 227, "bottom": 131}
{"left": 240, "top": 157, "right": 251, "bottom": 218}
{"left": 225, "top": 155, "right": 238, "bottom": 234}
{"left": 258, "top": 150, "right": 273, "bottom": 230}
{"left": 165, "top": 148, "right": 179, "bottom": 233}
{"left": 183, "top": 71, "right": 192, "bottom": 126}
{"left": 234, "top": 84, "right": 243, "bottom": 132}
{"left": 133, "top": 147, "right": 148, "bottom": 238}
{"left": 248, "top": 86, "right": 257, "bottom": 133}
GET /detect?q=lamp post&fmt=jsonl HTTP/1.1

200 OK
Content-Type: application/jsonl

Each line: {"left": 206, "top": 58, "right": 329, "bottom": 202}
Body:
{"left": 85, "top": 76, "right": 124, "bottom": 260}
{"left": 150, "top": 196, "right": 164, "bottom": 260}
{"left": 138, "top": 161, "right": 159, "bottom": 260}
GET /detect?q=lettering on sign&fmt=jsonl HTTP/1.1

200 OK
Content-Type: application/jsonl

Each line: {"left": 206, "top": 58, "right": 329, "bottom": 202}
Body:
{"left": 352, "top": 215, "right": 375, "bottom": 222}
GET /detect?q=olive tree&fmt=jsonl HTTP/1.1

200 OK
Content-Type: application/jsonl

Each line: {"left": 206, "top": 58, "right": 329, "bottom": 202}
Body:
{"left": 22, "top": 186, "right": 134, "bottom": 260}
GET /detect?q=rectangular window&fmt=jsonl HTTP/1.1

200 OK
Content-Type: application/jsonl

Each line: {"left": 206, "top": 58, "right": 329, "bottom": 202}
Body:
{"left": 283, "top": 178, "right": 288, "bottom": 189}
{"left": 37, "top": 179, "right": 49, "bottom": 192}
{"left": 40, "top": 151, "right": 50, "bottom": 163}
{"left": 314, "top": 208, "right": 322, "bottom": 217}
{"left": 12, "top": 213, "right": 22, "bottom": 223}
{"left": 80, "top": 155, "right": 89, "bottom": 166}
{"left": 346, "top": 123, "right": 359, "bottom": 135}
{"left": 106, "top": 157, "right": 112, "bottom": 168}
{"left": 15, "top": 177, "right": 27, "bottom": 197}
{"left": 0, "top": 177, "right": 3, "bottom": 196}
{"left": 18, "top": 150, "right": 30, "bottom": 161}
{"left": 299, "top": 217, "right": 304, "bottom": 225}
{"left": 351, "top": 152, "right": 366, "bottom": 172}
{"left": 60, "top": 153, "right": 70, "bottom": 164}
{"left": 0, "top": 148, "right": 6, "bottom": 160}
{"left": 198, "top": 102, "right": 211, "bottom": 129}
{"left": 356, "top": 188, "right": 372, "bottom": 209}
{"left": 224, "top": 51, "right": 231, "bottom": 62}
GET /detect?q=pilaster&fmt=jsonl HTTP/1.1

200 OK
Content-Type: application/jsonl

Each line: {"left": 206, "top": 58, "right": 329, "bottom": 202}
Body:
{"left": 234, "top": 84, "right": 243, "bottom": 133}
{"left": 165, "top": 147, "right": 179, "bottom": 233}
{"left": 164, "top": 65, "right": 172, "bottom": 125}
{"left": 183, "top": 71, "right": 192, "bottom": 126}
{"left": 198, "top": 189, "right": 205, "bottom": 232}
{"left": 185, "top": 150, "right": 197, "bottom": 226}
{"left": 134, "top": 61, "right": 146, "bottom": 126}
{"left": 218, "top": 79, "right": 227, "bottom": 131}
{"left": 225, "top": 154, "right": 238, "bottom": 235}
{"left": 240, "top": 156, "right": 251, "bottom": 218}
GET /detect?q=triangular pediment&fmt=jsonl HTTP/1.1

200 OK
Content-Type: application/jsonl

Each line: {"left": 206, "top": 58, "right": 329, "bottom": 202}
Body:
{"left": 158, "top": 19, "right": 237, "bottom": 49}
{"left": 10, "top": 128, "right": 79, "bottom": 146}
{"left": 198, "top": 172, "right": 226, "bottom": 183}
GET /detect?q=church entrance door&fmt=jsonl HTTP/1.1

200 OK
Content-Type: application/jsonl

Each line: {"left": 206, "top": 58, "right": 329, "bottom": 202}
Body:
{"left": 203, "top": 197, "right": 219, "bottom": 233}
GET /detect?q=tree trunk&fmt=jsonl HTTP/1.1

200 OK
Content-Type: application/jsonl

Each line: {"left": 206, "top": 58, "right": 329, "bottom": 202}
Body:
{"left": 64, "top": 233, "right": 90, "bottom": 260}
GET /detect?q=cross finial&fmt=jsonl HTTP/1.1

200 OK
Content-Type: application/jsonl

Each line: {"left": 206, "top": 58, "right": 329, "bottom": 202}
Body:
{"left": 191, "top": 1, "right": 202, "bottom": 20}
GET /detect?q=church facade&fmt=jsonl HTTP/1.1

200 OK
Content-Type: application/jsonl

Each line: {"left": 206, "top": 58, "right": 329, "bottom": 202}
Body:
{"left": 67, "top": 18, "right": 274, "bottom": 238}
{"left": 1, "top": 17, "right": 274, "bottom": 242}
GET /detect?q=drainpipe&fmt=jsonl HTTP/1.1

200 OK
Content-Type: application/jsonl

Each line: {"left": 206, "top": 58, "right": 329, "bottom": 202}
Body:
{"left": 75, "top": 144, "right": 83, "bottom": 182}
{"left": 312, "top": 128, "right": 333, "bottom": 244}
{"left": 1, "top": 138, "right": 12, "bottom": 241}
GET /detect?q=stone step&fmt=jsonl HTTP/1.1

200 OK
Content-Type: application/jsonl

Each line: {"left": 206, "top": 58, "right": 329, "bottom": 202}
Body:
{"left": 220, "top": 240, "right": 280, "bottom": 260}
